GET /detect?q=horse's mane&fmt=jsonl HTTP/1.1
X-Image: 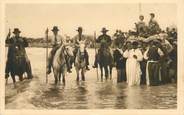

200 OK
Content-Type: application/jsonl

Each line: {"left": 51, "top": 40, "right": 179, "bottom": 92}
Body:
{"left": 53, "top": 45, "right": 66, "bottom": 66}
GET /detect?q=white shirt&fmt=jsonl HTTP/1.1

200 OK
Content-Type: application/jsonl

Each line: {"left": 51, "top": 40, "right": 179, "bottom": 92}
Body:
{"left": 48, "top": 34, "right": 65, "bottom": 45}
{"left": 72, "top": 34, "right": 91, "bottom": 46}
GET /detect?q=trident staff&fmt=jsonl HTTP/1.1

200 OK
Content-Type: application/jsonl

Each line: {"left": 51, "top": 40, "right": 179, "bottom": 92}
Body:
{"left": 45, "top": 28, "right": 49, "bottom": 83}
{"left": 94, "top": 31, "right": 99, "bottom": 81}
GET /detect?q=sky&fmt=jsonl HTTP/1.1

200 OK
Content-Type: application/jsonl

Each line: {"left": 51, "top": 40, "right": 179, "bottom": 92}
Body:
{"left": 5, "top": 3, "right": 177, "bottom": 38}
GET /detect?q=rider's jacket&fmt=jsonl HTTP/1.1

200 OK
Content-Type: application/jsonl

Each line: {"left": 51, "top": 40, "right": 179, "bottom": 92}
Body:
{"left": 96, "top": 34, "right": 112, "bottom": 49}
{"left": 6, "top": 36, "right": 28, "bottom": 59}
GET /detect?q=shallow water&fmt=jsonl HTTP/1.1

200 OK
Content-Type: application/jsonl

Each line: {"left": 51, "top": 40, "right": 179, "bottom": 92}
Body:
{"left": 5, "top": 48, "right": 177, "bottom": 109}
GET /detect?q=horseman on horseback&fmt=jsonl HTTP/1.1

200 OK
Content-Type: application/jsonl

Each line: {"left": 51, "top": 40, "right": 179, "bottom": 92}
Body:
{"left": 72, "top": 27, "right": 90, "bottom": 71}
{"left": 93, "top": 27, "right": 113, "bottom": 68}
{"left": 5, "top": 28, "right": 33, "bottom": 80}
{"left": 47, "top": 26, "right": 72, "bottom": 74}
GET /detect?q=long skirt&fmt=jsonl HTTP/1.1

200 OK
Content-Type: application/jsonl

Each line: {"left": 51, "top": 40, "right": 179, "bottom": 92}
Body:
{"left": 117, "top": 68, "right": 126, "bottom": 83}
{"left": 146, "top": 61, "right": 160, "bottom": 86}
{"left": 126, "top": 58, "right": 141, "bottom": 86}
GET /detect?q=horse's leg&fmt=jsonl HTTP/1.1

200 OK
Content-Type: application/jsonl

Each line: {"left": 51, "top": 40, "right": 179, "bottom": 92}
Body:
{"left": 100, "top": 66, "right": 103, "bottom": 82}
{"left": 109, "top": 66, "right": 112, "bottom": 80}
{"left": 59, "top": 71, "right": 61, "bottom": 82}
{"left": 81, "top": 69, "right": 85, "bottom": 81}
{"left": 19, "top": 74, "right": 23, "bottom": 81}
{"left": 76, "top": 68, "right": 79, "bottom": 81}
{"left": 54, "top": 72, "right": 58, "bottom": 85}
{"left": 62, "top": 74, "right": 66, "bottom": 85}
{"left": 104, "top": 66, "right": 108, "bottom": 80}
{"left": 11, "top": 74, "right": 16, "bottom": 87}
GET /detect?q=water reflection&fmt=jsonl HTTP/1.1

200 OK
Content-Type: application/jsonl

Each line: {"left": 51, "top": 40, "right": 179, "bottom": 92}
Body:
{"left": 5, "top": 48, "right": 177, "bottom": 109}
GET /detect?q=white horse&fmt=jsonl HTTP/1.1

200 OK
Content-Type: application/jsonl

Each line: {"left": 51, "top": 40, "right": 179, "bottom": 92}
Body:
{"left": 52, "top": 44, "right": 73, "bottom": 85}
{"left": 74, "top": 43, "right": 87, "bottom": 81}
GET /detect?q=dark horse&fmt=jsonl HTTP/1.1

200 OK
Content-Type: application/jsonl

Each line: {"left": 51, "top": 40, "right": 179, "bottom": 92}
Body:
{"left": 6, "top": 46, "right": 30, "bottom": 85}
{"left": 98, "top": 48, "right": 113, "bottom": 81}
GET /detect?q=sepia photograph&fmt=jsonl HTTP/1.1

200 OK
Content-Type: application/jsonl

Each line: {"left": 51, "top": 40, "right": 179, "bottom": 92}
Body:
{"left": 4, "top": 3, "right": 177, "bottom": 109}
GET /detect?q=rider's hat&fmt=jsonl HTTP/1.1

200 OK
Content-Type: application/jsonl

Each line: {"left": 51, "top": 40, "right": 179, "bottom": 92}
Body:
{"left": 51, "top": 26, "right": 59, "bottom": 32}
{"left": 150, "top": 13, "right": 155, "bottom": 17}
{"left": 139, "top": 15, "right": 144, "bottom": 19}
{"left": 76, "top": 27, "right": 83, "bottom": 31}
{"left": 13, "top": 28, "right": 21, "bottom": 34}
{"left": 101, "top": 27, "right": 109, "bottom": 32}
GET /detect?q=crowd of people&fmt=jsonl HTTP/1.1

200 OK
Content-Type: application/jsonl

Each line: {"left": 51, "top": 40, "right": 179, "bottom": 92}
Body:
{"left": 5, "top": 13, "right": 177, "bottom": 86}
{"left": 112, "top": 13, "right": 177, "bottom": 86}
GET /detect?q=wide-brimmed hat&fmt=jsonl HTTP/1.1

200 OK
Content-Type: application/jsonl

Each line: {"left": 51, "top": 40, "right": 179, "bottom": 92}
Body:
{"left": 101, "top": 27, "right": 109, "bottom": 32}
{"left": 139, "top": 15, "right": 144, "bottom": 19}
{"left": 13, "top": 28, "right": 21, "bottom": 34}
{"left": 76, "top": 27, "right": 83, "bottom": 31}
{"left": 51, "top": 26, "right": 59, "bottom": 32}
{"left": 150, "top": 13, "right": 155, "bottom": 17}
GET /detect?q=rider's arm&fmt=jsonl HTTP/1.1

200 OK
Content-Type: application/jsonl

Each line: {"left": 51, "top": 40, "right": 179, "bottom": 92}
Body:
{"left": 23, "top": 38, "right": 29, "bottom": 47}
{"left": 5, "top": 37, "right": 13, "bottom": 45}
{"left": 107, "top": 36, "right": 112, "bottom": 46}
{"left": 96, "top": 36, "right": 102, "bottom": 43}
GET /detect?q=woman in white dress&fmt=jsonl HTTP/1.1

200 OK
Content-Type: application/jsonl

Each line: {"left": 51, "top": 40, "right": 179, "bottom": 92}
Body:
{"left": 123, "top": 41, "right": 143, "bottom": 86}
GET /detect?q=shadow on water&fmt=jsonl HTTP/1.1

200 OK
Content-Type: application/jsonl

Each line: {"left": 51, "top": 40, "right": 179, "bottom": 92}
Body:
{"left": 5, "top": 78, "right": 32, "bottom": 104}
{"left": 72, "top": 82, "right": 89, "bottom": 109}
{"left": 114, "top": 82, "right": 128, "bottom": 109}
{"left": 31, "top": 81, "right": 89, "bottom": 109}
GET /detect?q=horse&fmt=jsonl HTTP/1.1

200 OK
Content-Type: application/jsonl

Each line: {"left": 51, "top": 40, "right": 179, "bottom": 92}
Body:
{"left": 6, "top": 46, "right": 28, "bottom": 85}
{"left": 52, "top": 44, "right": 73, "bottom": 85}
{"left": 98, "top": 47, "right": 113, "bottom": 81}
{"left": 74, "top": 43, "right": 87, "bottom": 81}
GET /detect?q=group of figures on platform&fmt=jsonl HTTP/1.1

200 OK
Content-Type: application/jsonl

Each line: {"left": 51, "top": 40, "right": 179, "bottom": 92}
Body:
{"left": 5, "top": 13, "right": 177, "bottom": 86}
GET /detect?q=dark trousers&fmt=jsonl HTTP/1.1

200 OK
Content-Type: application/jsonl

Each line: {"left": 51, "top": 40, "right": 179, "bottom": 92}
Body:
{"left": 148, "top": 61, "right": 160, "bottom": 86}
{"left": 117, "top": 68, "right": 126, "bottom": 83}
{"left": 140, "top": 60, "right": 147, "bottom": 85}
{"left": 161, "top": 61, "right": 170, "bottom": 84}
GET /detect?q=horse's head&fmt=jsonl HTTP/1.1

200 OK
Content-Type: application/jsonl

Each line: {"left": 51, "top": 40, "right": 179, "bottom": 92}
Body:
{"left": 76, "top": 43, "right": 86, "bottom": 62}
{"left": 63, "top": 45, "right": 74, "bottom": 57}
{"left": 79, "top": 43, "right": 86, "bottom": 54}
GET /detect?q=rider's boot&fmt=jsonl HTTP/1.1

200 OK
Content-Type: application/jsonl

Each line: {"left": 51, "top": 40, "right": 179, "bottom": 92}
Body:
{"left": 86, "top": 65, "right": 90, "bottom": 70}
{"left": 46, "top": 59, "right": 52, "bottom": 74}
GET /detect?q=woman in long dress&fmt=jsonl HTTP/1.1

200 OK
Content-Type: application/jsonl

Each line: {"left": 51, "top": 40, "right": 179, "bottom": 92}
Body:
{"left": 123, "top": 41, "right": 143, "bottom": 86}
